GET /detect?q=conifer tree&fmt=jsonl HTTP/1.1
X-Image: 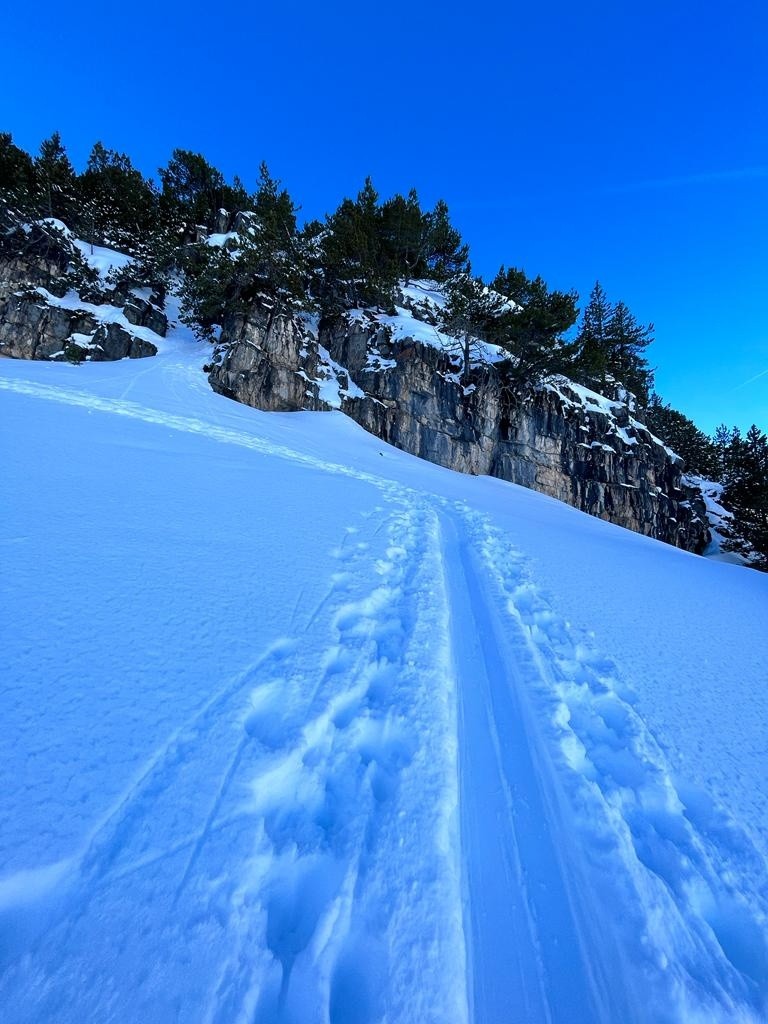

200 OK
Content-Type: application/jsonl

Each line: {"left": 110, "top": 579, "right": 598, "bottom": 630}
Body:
{"left": 606, "top": 300, "right": 654, "bottom": 404}
{"left": 321, "top": 178, "right": 396, "bottom": 312}
{"left": 35, "top": 131, "right": 77, "bottom": 221}
{"left": 492, "top": 266, "right": 580, "bottom": 393}
{"left": 424, "top": 199, "right": 469, "bottom": 280}
{"left": 159, "top": 149, "right": 246, "bottom": 233}
{"left": 380, "top": 189, "right": 428, "bottom": 283}
{"left": 251, "top": 162, "right": 298, "bottom": 244}
{"left": 715, "top": 423, "right": 768, "bottom": 566}
{"left": 645, "top": 395, "right": 719, "bottom": 476}
{"left": 441, "top": 273, "right": 506, "bottom": 383}
{"left": 0, "top": 133, "right": 36, "bottom": 212}
{"left": 179, "top": 167, "right": 308, "bottom": 340}
{"left": 77, "top": 142, "right": 158, "bottom": 253}
{"left": 574, "top": 281, "right": 612, "bottom": 388}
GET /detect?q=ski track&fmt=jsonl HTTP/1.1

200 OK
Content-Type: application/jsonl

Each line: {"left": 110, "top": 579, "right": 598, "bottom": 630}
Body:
{"left": 3, "top": 366, "right": 768, "bottom": 1022}
{"left": 0, "top": 378, "right": 401, "bottom": 496}
{"left": 457, "top": 504, "right": 768, "bottom": 1023}
{"left": 441, "top": 509, "right": 625, "bottom": 1024}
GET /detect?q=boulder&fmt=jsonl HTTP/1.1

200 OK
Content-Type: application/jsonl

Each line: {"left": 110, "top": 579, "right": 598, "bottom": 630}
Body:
{"left": 90, "top": 322, "right": 158, "bottom": 360}
{"left": 122, "top": 295, "right": 168, "bottom": 337}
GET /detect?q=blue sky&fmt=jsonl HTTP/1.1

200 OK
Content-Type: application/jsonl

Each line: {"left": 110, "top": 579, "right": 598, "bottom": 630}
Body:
{"left": 3, "top": 0, "right": 766, "bottom": 433}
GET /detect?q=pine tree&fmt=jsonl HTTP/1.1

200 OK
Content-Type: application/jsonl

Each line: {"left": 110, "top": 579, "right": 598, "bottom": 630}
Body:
{"left": 492, "top": 266, "right": 580, "bottom": 393}
{"left": 574, "top": 281, "right": 612, "bottom": 389}
{"left": 606, "top": 300, "right": 654, "bottom": 404}
{"left": 711, "top": 424, "right": 768, "bottom": 567}
{"left": 424, "top": 199, "right": 469, "bottom": 280}
{"left": 441, "top": 273, "right": 506, "bottom": 383}
{"left": 644, "top": 395, "right": 719, "bottom": 476}
{"left": 321, "top": 178, "right": 397, "bottom": 312}
{"left": 179, "top": 168, "right": 308, "bottom": 341}
{"left": 251, "top": 162, "right": 298, "bottom": 245}
{"left": 77, "top": 142, "right": 159, "bottom": 253}
{"left": 380, "top": 189, "right": 428, "bottom": 283}
{"left": 159, "top": 149, "right": 233, "bottom": 232}
{"left": 0, "top": 133, "right": 36, "bottom": 212}
{"left": 35, "top": 131, "right": 77, "bottom": 222}
{"left": 573, "top": 284, "right": 655, "bottom": 405}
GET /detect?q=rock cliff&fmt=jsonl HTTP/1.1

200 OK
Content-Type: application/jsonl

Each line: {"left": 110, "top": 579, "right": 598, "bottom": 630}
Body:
{"left": 209, "top": 296, "right": 709, "bottom": 552}
{"left": 0, "top": 217, "right": 164, "bottom": 362}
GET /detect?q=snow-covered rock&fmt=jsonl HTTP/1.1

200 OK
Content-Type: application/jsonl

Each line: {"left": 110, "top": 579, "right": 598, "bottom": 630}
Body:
{"left": 0, "top": 217, "right": 164, "bottom": 362}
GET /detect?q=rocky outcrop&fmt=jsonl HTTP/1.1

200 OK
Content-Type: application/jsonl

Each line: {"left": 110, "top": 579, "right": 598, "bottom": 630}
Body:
{"left": 208, "top": 306, "right": 327, "bottom": 412}
{"left": 209, "top": 306, "right": 709, "bottom": 552}
{"left": 122, "top": 295, "right": 167, "bottom": 337}
{"left": 0, "top": 215, "right": 163, "bottom": 362}
{"left": 89, "top": 321, "right": 158, "bottom": 360}
{"left": 0, "top": 292, "right": 158, "bottom": 361}
{"left": 0, "top": 220, "right": 76, "bottom": 297}
{"left": 0, "top": 293, "right": 97, "bottom": 360}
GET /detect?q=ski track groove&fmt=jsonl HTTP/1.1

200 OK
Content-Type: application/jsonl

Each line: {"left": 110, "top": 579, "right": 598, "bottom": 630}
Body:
{"left": 1, "top": 479, "right": 466, "bottom": 1024}
{"left": 442, "top": 507, "right": 620, "bottom": 1024}
{"left": 457, "top": 503, "right": 768, "bottom": 1023}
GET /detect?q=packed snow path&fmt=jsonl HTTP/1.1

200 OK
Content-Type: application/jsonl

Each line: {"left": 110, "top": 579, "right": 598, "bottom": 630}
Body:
{"left": 2, "top": 319, "right": 768, "bottom": 1023}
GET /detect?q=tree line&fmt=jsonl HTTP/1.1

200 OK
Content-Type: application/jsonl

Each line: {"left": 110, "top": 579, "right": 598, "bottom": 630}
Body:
{"left": 643, "top": 401, "right": 768, "bottom": 567}
{"left": 0, "top": 131, "right": 653, "bottom": 400}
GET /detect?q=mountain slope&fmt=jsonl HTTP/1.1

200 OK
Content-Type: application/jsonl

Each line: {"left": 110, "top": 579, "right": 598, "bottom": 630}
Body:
{"left": 1, "top": 312, "right": 767, "bottom": 1023}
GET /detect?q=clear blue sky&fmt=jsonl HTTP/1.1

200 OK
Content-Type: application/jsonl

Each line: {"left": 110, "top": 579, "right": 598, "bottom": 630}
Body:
{"left": 3, "top": 0, "right": 766, "bottom": 433}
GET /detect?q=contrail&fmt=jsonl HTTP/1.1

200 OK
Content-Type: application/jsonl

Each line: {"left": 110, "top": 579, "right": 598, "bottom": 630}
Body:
{"left": 731, "top": 366, "right": 768, "bottom": 391}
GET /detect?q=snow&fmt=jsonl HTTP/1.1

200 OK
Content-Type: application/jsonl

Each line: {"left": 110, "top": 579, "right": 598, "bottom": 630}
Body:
{"left": 685, "top": 475, "right": 754, "bottom": 566}
{"left": 31, "top": 286, "right": 162, "bottom": 348}
{"left": 364, "top": 305, "right": 506, "bottom": 368}
{"left": 70, "top": 235, "right": 134, "bottom": 279}
{"left": 398, "top": 279, "right": 448, "bottom": 312}
{"left": 1, "top": 303, "right": 768, "bottom": 1023}
{"left": 206, "top": 231, "right": 239, "bottom": 249}
{"left": 313, "top": 345, "right": 366, "bottom": 408}
{"left": 547, "top": 377, "right": 682, "bottom": 460}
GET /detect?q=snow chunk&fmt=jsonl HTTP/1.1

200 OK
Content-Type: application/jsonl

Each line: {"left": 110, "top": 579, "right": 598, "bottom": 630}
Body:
{"left": 312, "top": 345, "right": 366, "bottom": 408}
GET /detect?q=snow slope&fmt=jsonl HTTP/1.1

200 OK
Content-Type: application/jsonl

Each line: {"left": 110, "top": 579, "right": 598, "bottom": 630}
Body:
{"left": 1, "top": 307, "right": 767, "bottom": 1023}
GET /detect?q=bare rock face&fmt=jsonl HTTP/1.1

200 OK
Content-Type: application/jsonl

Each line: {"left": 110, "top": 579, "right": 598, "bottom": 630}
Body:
{"left": 208, "top": 306, "right": 326, "bottom": 412}
{"left": 90, "top": 322, "right": 158, "bottom": 361}
{"left": 0, "top": 293, "right": 158, "bottom": 361}
{"left": 208, "top": 305, "right": 709, "bottom": 552}
{"left": 0, "top": 293, "right": 97, "bottom": 359}
{"left": 0, "top": 216, "right": 162, "bottom": 362}
{"left": 122, "top": 295, "right": 168, "bottom": 337}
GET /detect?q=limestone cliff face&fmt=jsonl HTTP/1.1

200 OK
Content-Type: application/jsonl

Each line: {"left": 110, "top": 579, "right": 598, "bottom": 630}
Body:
{"left": 209, "top": 305, "right": 710, "bottom": 553}
{"left": 0, "top": 293, "right": 158, "bottom": 361}
{"left": 0, "top": 218, "right": 164, "bottom": 362}
{"left": 208, "top": 306, "right": 325, "bottom": 412}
